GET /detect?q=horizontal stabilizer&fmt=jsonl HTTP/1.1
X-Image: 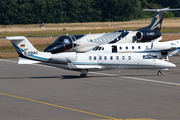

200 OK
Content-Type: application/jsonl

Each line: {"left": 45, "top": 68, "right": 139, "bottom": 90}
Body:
{"left": 143, "top": 7, "right": 180, "bottom": 12}
{"left": 138, "top": 7, "right": 180, "bottom": 31}
{"left": 6, "top": 36, "right": 26, "bottom": 41}
{"left": 18, "top": 57, "right": 41, "bottom": 64}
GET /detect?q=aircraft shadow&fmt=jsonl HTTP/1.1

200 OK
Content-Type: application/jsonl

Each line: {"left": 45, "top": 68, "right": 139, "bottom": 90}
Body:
{"left": 0, "top": 74, "right": 158, "bottom": 80}
{"left": 0, "top": 75, "right": 115, "bottom": 80}
{"left": 61, "top": 75, "right": 115, "bottom": 79}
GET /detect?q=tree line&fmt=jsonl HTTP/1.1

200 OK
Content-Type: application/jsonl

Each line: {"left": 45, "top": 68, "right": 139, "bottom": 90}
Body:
{"left": 0, "top": 0, "right": 180, "bottom": 25}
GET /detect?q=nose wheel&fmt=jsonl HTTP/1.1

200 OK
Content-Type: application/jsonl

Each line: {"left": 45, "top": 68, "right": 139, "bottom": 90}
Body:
{"left": 80, "top": 69, "right": 88, "bottom": 77}
{"left": 157, "top": 71, "right": 162, "bottom": 76}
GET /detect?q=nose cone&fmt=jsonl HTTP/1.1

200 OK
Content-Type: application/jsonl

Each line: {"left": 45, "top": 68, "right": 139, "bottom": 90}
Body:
{"left": 156, "top": 60, "right": 176, "bottom": 68}
{"left": 44, "top": 43, "right": 66, "bottom": 53}
{"left": 165, "top": 62, "right": 176, "bottom": 68}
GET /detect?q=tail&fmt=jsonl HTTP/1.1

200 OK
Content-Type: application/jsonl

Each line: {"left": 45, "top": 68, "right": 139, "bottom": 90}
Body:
{"left": 138, "top": 8, "right": 180, "bottom": 31}
{"left": 6, "top": 36, "right": 51, "bottom": 64}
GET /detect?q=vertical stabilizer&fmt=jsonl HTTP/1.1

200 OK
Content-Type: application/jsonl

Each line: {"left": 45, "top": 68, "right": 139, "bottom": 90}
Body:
{"left": 138, "top": 8, "right": 180, "bottom": 31}
{"left": 6, "top": 36, "right": 38, "bottom": 57}
{"left": 6, "top": 36, "right": 52, "bottom": 64}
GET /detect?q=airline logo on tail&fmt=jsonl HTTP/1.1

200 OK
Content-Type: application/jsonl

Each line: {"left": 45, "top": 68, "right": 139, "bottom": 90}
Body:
{"left": 21, "top": 44, "right": 25, "bottom": 47}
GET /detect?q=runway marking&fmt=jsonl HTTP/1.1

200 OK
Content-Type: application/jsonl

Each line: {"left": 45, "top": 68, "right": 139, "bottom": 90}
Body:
{"left": 89, "top": 72, "right": 180, "bottom": 86}
{"left": 0, "top": 92, "right": 116, "bottom": 119}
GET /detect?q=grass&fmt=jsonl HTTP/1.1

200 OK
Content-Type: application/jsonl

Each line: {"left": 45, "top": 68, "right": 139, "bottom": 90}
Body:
{"left": 1, "top": 18, "right": 180, "bottom": 58}
{"left": 0, "top": 44, "right": 50, "bottom": 58}
{"left": 1, "top": 18, "right": 180, "bottom": 37}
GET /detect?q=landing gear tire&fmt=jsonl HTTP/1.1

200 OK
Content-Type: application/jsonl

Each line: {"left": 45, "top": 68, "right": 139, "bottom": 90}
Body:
{"left": 80, "top": 69, "right": 88, "bottom": 77}
{"left": 157, "top": 71, "right": 162, "bottom": 76}
{"left": 80, "top": 74, "right": 87, "bottom": 77}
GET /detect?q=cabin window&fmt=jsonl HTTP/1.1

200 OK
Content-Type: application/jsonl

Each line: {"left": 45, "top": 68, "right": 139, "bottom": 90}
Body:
{"left": 128, "top": 56, "right": 131, "bottom": 60}
{"left": 138, "top": 46, "right": 141, "bottom": 49}
{"left": 99, "top": 56, "right": 102, "bottom": 60}
{"left": 126, "top": 46, "right": 128, "bottom": 50}
{"left": 116, "top": 56, "right": 119, "bottom": 60}
{"left": 132, "top": 46, "right": 134, "bottom": 49}
{"left": 104, "top": 56, "right": 107, "bottom": 60}
{"left": 90, "top": 39, "right": 92, "bottom": 42}
{"left": 110, "top": 56, "right": 113, "bottom": 60}
{"left": 94, "top": 56, "right": 96, "bottom": 60}
{"left": 102, "top": 47, "right": 104, "bottom": 50}
{"left": 122, "top": 56, "right": 125, "bottom": 60}
{"left": 89, "top": 56, "right": 92, "bottom": 60}
{"left": 119, "top": 47, "right": 122, "bottom": 50}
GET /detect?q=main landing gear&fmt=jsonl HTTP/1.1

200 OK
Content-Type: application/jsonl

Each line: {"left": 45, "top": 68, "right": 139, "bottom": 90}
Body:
{"left": 80, "top": 69, "right": 88, "bottom": 77}
{"left": 157, "top": 71, "right": 162, "bottom": 76}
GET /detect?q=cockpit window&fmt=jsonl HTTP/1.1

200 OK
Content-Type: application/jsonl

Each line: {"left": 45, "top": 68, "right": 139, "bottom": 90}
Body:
{"left": 64, "top": 39, "right": 70, "bottom": 44}
{"left": 56, "top": 38, "right": 65, "bottom": 43}
{"left": 55, "top": 37, "right": 71, "bottom": 44}
{"left": 143, "top": 54, "right": 157, "bottom": 59}
{"left": 93, "top": 46, "right": 99, "bottom": 51}
{"left": 98, "top": 47, "right": 102, "bottom": 50}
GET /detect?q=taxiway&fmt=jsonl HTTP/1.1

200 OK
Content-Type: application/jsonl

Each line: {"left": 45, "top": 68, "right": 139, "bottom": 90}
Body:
{"left": 0, "top": 56, "right": 180, "bottom": 120}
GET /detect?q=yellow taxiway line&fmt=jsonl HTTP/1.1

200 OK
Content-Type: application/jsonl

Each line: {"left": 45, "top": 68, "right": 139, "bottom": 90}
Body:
{"left": 0, "top": 92, "right": 156, "bottom": 120}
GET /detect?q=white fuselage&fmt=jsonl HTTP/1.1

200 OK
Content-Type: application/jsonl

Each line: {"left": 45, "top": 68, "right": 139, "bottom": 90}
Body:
{"left": 50, "top": 52, "right": 175, "bottom": 71}
{"left": 87, "top": 40, "right": 180, "bottom": 59}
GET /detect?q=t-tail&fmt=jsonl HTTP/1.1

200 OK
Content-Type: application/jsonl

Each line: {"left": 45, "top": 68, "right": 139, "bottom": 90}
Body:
{"left": 6, "top": 36, "right": 51, "bottom": 64}
{"left": 138, "top": 8, "right": 180, "bottom": 31}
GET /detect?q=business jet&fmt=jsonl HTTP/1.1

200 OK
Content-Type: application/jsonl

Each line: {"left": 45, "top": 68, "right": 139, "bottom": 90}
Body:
{"left": 87, "top": 40, "right": 180, "bottom": 61}
{"left": 44, "top": 8, "right": 180, "bottom": 53}
{"left": 6, "top": 36, "right": 176, "bottom": 77}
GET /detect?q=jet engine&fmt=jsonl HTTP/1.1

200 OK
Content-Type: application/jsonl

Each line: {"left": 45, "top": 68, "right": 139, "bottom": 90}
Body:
{"left": 135, "top": 30, "right": 162, "bottom": 42}
{"left": 151, "top": 42, "right": 177, "bottom": 50}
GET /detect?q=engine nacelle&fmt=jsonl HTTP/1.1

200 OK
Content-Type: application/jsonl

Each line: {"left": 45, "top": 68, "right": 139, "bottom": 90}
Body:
{"left": 151, "top": 42, "right": 176, "bottom": 51}
{"left": 135, "top": 30, "right": 162, "bottom": 42}
{"left": 52, "top": 52, "right": 77, "bottom": 62}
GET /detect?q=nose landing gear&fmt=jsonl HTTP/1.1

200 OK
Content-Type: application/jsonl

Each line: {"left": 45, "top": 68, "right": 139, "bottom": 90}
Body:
{"left": 157, "top": 71, "right": 162, "bottom": 76}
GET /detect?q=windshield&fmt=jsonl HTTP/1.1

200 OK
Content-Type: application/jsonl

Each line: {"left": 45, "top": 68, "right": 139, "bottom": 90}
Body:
{"left": 55, "top": 36, "right": 71, "bottom": 44}
{"left": 143, "top": 54, "right": 157, "bottom": 59}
